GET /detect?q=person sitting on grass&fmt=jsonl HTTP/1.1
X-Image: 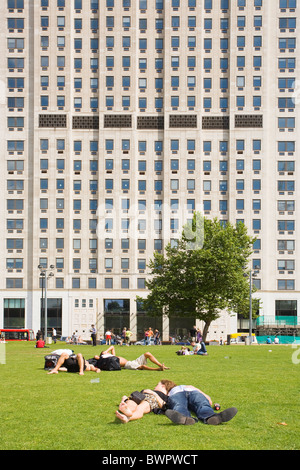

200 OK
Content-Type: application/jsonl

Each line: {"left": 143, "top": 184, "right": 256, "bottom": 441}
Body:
{"left": 95, "top": 345, "right": 170, "bottom": 371}
{"left": 190, "top": 341, "right": 208, "bottom": 356}
{"left": 115, "top": 380, "right": 176, "bottom": 423}
{"left": 47, "top": 351, "right": 100, "bottom": 376}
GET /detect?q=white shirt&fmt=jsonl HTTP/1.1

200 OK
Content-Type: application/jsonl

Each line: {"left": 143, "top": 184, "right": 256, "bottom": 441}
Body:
{"left": 168, "top": 385, "right": 199, "bottom": 397}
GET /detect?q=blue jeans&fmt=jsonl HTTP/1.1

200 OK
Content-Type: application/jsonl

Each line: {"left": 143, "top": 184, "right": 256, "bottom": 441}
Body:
{"left": 168, "top": 391, "right": 215, "bottom": 423}
{"left": 196, "top": 342, "right": 207, "bottom": 355}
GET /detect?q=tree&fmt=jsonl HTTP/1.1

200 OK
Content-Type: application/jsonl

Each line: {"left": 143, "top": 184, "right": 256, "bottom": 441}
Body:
{"left": 137, "top": 213, "right": 256, "bottom": 342}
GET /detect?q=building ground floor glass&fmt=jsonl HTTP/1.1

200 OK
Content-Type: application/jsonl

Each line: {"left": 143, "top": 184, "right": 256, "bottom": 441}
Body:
{"left": 0, "top": 290, "right": 238, "bottom": 343}
{"left": 1, "top": 290, "right": 300, "bottom": 343}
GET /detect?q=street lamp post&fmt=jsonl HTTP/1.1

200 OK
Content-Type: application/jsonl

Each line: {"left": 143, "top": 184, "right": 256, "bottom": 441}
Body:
{"left": 38, "top": 265, "right": 55, "bottom": 342}
{"left": 249, "top": 270, "right": 253, "bottom": 342}
{"left": 247, "top": 267, "right": 260, "bottom": 344}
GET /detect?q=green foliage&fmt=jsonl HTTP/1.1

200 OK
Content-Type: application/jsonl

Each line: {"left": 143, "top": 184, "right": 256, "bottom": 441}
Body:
{"left": 138, "top": 214, "right": 256, "bottom": 340}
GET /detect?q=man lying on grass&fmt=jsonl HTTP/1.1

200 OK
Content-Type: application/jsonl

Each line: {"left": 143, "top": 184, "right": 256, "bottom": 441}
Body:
{"left": 95, "top": 345, "right": 170, "bottom": 371}
{"left": 164, "top": 384, "right": 238, "bottom": 426}
{"left": 47, "top": 352, "right": 100, "bottom": 375}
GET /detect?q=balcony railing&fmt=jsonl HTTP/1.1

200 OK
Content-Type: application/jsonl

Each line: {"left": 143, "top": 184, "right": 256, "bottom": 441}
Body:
{"left": 257, "top": 316, "right": 300, "bottom": 327}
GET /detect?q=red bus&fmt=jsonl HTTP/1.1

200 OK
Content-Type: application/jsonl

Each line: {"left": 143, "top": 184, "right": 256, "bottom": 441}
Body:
{"left": 0, "top": 329, "right": 35, "bottom": 341}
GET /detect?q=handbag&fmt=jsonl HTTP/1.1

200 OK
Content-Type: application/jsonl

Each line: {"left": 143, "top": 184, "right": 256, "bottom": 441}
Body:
{"left": 130, "top": 391, "right": 146, "bottom": 404}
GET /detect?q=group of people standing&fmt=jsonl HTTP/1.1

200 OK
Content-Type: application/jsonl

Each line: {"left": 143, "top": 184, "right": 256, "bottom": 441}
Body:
{"left": 144, "top": 327, "right": 161, "bottom": 345}
{"left": 190, "top": 325, "right": 204, "bottom": 344}
{"left": 96, "top": 326, "right": 162, "bottom": 346}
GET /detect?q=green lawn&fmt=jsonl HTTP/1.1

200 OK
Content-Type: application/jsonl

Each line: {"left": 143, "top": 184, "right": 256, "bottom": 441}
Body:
{"left": 0, "top": 341, "right": 299, "bottom": 450}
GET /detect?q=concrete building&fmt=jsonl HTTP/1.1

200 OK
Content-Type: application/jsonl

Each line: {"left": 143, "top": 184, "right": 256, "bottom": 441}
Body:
{"left": 1, "top": 0, "right": 299, "bottom": 342}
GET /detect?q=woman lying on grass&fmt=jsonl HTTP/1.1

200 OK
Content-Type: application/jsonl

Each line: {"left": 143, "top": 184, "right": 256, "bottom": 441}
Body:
{"left": 116, "top": 380, "right": 176, "bottom": 423}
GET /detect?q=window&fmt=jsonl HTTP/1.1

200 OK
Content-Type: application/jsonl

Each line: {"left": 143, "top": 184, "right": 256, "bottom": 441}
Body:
{"left": 72, "top": 278, "right": 80, "bottom": 289}
{"left": 88, "top": 278, "right": 96, "bottom": 289}
{"left": 8, "top": 97, "right": 24, "bottom": 109}
{"left": 275, "top": 299, "right": 297, "bottom": 317}
{"left": 7, "top": 117, "right": 24, "bottom": 129}
{"left": 279, "top": 18, "right": 296, "bottom": 29}
{"left": 8, "top": 58, "right": 24, "bottom": 70}
{"left": 8, "top": 78, "right": 25, "bottom": 90}
{"left": 57, "top": 16, "right": 65, "bottom": 28}
{"left": 278, "top": 220, "right": 294, "bottom": 231}
{"left": 40, "top": 16, "right": 49, "bottom": 28}
{"left": 278, "top": 117, "right": 295, "bottom": 130}
{"left": 8, "top": 38, "right": 25, "bottom": 49}
{"left": 278, "top": 280, "right": 295, "bottom": 290}
{"left": 8, "top": 0, "right": 24, "bottom": 8}
{"left": 278, "top": 240, "right": 295, "bottom": 251}
{"left": 279, "top": 38, "right": 296, "bottom": 50}
{"left": 123, "top": 16, "right": 131, "bottom": 28}
{"left": 6, "top": 279, "right": 23, "bottom": 289}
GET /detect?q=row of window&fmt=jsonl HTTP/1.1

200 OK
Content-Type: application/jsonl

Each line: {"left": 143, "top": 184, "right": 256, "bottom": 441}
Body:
{"left": 36, "top": 15, "right": 273, "bottom": 31}
{"left": 13, "top": 0, "right": 297, "bottom": 12}
{"left": 9, "top": 0, "right": 268, "bottom": 11}
{"left": 5, "top": 277, "right": 298, "bottom": 291}
{"left": 9, "top": 177, "right": 291, "bottom": 193}
{"left": 8, "top": 0, "right": 297, "bottom": 13}
{"left": 6, "top": 94, "right": 296, "bottom": 111}
{"left": 6, "top": 237, "right": 296, "bottom": 253}
{"left": 39, "top": 55, "right": 264, "bottom": 70}
{"left": 7, "top": 139, "right": 295, "bottom": 153}
{"left": 19, "top": 75, "right": 286, "bottom": 91}
{"left": 18, "top": 35, "right": 275, "bottom": 54}
{"left": 7, "top": 158, "right": 270, "bottom": 173}
{"left": 9, "top": 15, "right": 297, "bottom": 33}
{"left": 36, "top": 35, "right": 269, "bottom": 51}
{"left": 38, "top": 159, "right": 265, "bottom": 173}
{"left": 6, "top": 257, "right": 297, "bottom": 273}
{"left": 5, "top": 277, "right": 147, "bottom": 290}
{"left": 7, "top": 56, "right": 297, "bottom": 73}
{"left": 6, "top": 197, "right": 296, "bottom": 213}
{"left": 6, "top": 217, "right": 296, "bottom": 232}
{"left": 35, "top": 158, "right": 288, "bottom": 172}
{"left": 6, "top": 256, "right": 298, "bottom": 272}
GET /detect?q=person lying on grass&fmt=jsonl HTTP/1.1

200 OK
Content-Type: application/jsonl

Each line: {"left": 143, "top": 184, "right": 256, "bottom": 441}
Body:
{"left": 165, "top": 384, "right": 238, "bottom": 426}
{"left": 47, "top": 352, "right": 100, "bottom": 375}
{"left": 95, "top": 345, "right": 170, "bottom": 371}
{"left": 115, "top": 380, "right": 176, "bottom": 423}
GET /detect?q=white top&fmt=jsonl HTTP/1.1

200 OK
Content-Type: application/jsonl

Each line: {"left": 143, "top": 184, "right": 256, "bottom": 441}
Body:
{"left": 168, "top": 385, "right": 199, "bottom": 397}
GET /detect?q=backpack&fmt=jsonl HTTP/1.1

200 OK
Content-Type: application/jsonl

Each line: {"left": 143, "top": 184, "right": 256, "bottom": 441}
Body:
{"left": 44, "top": 354, "right": 60, "bottom": 370}
{"left": 96, "top": 355, "right": 121, "bottom": 371}
{"left": 44, "top": 349, "right": 75, "bottom": 370}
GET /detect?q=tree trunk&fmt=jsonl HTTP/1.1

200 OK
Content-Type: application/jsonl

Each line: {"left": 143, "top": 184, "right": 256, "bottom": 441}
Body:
{"left": 202, "top": 321, "right": 211, "bottom": 343}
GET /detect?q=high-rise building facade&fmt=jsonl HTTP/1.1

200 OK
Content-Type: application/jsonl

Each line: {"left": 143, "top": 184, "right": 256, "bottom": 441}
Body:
{"left": 1, "top": 0, "right": 299, "bottom": 342}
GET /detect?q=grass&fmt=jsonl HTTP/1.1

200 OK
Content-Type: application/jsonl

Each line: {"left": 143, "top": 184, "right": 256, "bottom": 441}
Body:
{"left": 0, "top": 341, "right": 299, "bottom": 450}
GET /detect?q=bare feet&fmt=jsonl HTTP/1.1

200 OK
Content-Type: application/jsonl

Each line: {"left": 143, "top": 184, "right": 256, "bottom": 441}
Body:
{"left": 160, "top": 363, "right": 170, "bottom": 371}
{"left": 119, "top": 402, "right": 133, "bottom": 417}
{"left": 116, "top": 411, "right": 129, "bottom": 423}
{"left": 47, "top": 370, "right": 58, "bottom": 375}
